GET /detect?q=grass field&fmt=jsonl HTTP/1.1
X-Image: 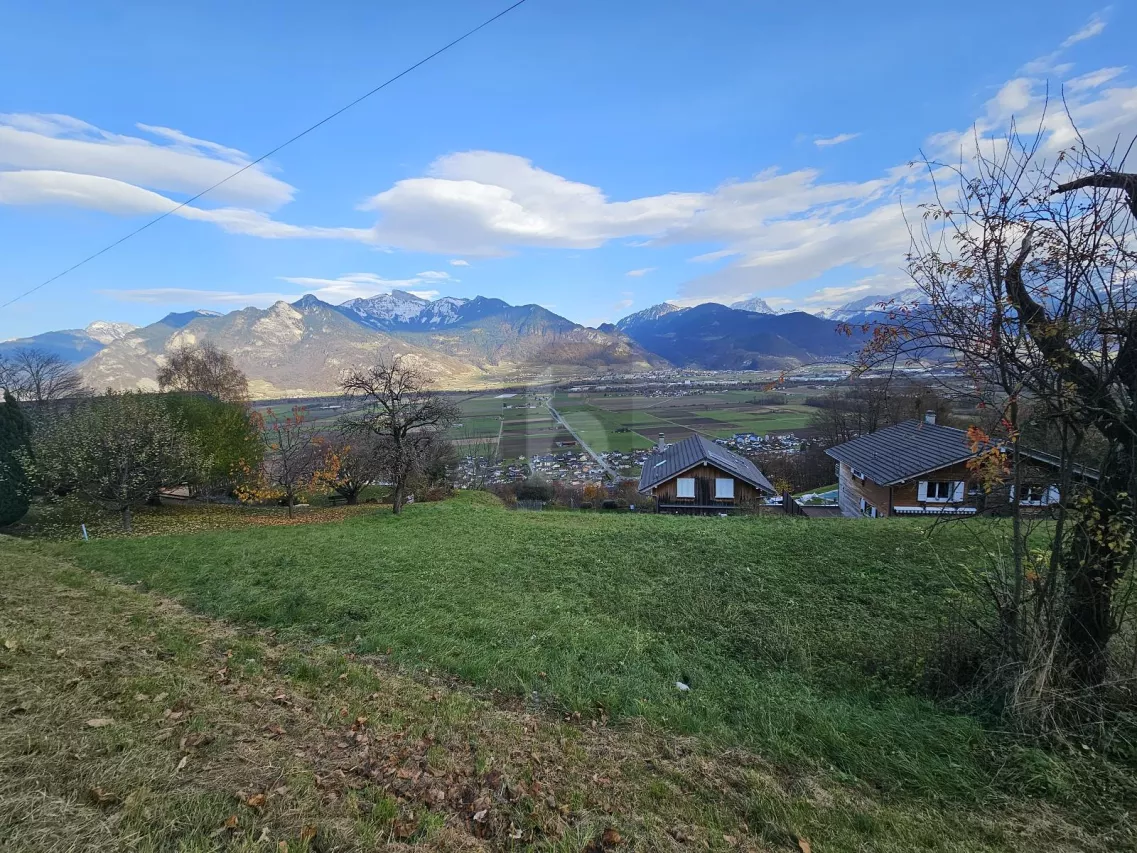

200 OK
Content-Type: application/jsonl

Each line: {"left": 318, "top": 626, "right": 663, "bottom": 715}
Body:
{"left": 63, "top": 493, "right": 1137, "bottom": 850}
{"left": 553, "top": 392, "right": 819, "bottom": 449}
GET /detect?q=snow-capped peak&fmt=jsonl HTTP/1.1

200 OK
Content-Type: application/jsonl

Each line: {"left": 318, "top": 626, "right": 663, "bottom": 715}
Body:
{"left": 84, "top": 320, "right": 138, "bottom": 344}
{"left": 339, "top": 290, "right": 476, "bottom": 329}
{"left": 615, "top": 302, "right": 683, "bottom": 332}
{"left": 730, "top": 296, "right": 776, "bottom": 315}
{"left": 824, "top": 287, "right": 924, "bottom": 321}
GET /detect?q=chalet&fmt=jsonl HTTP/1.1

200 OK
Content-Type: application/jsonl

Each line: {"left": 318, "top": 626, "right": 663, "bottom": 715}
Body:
{"left": 638, "top": 433, "right": 775, "bottom": 514}
{"left": 825, "top": 411, "right": 1095, "bottom": 518}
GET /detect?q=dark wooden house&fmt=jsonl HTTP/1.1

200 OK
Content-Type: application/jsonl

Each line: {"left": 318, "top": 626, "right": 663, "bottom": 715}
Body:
{"left": 638, "top": 433, "right": 775, "bottom": 514}
{"left": 825, "top": 412, "right": 1097, "bottom": 518}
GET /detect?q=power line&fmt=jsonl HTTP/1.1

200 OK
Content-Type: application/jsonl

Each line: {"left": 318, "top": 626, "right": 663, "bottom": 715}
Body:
{"left": 2, "top": 0, "right": 532, "bottom": 310}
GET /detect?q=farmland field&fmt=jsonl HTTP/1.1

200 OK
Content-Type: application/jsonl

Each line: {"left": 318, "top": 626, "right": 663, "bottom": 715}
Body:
{"left": 443, "top": 389, "right": 823, "bottom": 460}
{"left": 252, "top": 389, "right": 821, "bottom": 462}
{"left": 552, "top": 391, "right": 820, "bottom": 450}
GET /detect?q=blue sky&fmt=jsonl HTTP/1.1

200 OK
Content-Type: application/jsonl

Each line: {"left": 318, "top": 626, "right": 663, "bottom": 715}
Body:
{"left": 1, "top": 0, "right": 1133, "bottom": 339}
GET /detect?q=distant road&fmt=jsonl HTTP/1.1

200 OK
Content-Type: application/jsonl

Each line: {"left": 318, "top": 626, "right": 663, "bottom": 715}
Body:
{"left": 544, "top": 402, "right": 619, "bottom": 481}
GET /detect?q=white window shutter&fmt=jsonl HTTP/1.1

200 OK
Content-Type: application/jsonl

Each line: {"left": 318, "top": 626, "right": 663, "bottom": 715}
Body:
{"left": 1008, "top": 484, "right": 1015, "bottom": 502}
{"left": 917, "top": 481, "right": 928, "bottom": 501}
{"left": 952, "top": 481, "right": 965, "bottom": 502}
{"left": 1045, "top": 485, "right": 1060, "bottom": 505}
{"left": 859, "top": 497, "right": 867, "bottom": 511}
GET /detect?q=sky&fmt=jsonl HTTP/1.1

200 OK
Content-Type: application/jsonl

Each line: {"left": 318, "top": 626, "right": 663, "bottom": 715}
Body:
{"left": 1, "top": 0, "right": 1134, "bottom": 340}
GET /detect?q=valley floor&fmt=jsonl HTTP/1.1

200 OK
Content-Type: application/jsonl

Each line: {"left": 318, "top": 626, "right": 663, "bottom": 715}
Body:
{"left": 1, "top": 497, "right": 1134, "bottom": 851}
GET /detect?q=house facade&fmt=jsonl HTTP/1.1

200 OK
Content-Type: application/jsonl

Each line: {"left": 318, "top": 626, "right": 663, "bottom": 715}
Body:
{"left": 825, "top": 412, "right": 1086, "bottom": 519}
{"left": 638, "top": 433, "right": 775, "bottom": 514}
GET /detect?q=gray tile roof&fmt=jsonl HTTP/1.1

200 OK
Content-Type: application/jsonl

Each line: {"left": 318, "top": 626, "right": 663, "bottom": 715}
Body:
{"left": 825, "top": 419, "right": 1101, "bottom": 486}
{"left": 638, "top": 433, "right": 775, "bottom": 494}
{"left": 824, "top": 419, "right": 979, "bottom": 485}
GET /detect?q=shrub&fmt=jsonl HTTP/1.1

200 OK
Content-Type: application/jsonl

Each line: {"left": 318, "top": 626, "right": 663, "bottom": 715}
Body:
{"left": 516, "top": 476, "right": 554, "bottom": 502}
{"left": 0, "top": 391, "right": 31, "bottom": 526}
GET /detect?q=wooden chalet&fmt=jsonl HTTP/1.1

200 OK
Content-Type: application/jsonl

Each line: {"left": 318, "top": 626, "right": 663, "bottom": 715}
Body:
{"left": 638, "top": 433, "right": 775, "bottom": 514}
{"left": 825, "top": 411, "right": 1097, "bottom": 518}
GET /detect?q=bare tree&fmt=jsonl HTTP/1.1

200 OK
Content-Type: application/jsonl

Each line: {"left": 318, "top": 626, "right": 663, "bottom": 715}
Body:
{"left": 0, "top": 348, "right": 86, "bottom": 402}
{"left": 872, "top": 116, "right": 1137, "bottom": 697}
{"left": 158, "top": 342, "right": 249, "bottom": 403}
{"left": 340, "top": 356, "right": 459, "bottom": 514}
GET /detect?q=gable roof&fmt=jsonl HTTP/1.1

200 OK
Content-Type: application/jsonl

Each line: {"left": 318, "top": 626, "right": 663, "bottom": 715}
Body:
{"left": 825, "top": 419, "right": 980, "bottom": 485}
{"left": 825, "top": 418, "right": 1099, "bottom": 485}
{"left": 638, "top": 433, "right": 775, "bottom": 494}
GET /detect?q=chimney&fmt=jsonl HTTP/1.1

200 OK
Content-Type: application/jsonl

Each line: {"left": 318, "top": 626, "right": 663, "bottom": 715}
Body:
{"left": 924, "top": 410, "right": 936, "bottom": 425}
{"left": 658, "top": 433, "right": 667, "bottom": 451}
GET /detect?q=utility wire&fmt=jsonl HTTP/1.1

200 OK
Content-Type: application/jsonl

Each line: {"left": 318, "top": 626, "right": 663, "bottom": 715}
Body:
{"left": 2, "top": 0, "right": 532, "bottom": 310}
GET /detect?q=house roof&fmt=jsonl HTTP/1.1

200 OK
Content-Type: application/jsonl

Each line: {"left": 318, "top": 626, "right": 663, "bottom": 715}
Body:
{"left": 824, "top": 418, "right": 1099, "bottom": 485}
{"left": 824, "top": 419, "right": 982, "bottom": 485}
{"left": 638, "top": 433, "right": 775, "bottom": 494}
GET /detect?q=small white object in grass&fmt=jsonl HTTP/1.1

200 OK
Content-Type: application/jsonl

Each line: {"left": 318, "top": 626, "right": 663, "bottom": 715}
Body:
{"left": 675, "top": 681, "right": 690, "bottom": 692}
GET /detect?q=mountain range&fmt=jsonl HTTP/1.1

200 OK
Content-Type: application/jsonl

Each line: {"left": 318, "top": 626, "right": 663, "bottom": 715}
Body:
{"left": 4, "top": 288, "right": 912, "bottom": 396}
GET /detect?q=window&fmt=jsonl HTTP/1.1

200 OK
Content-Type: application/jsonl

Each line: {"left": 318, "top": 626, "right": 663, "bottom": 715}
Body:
{"left": 861, "top": 499, "right": 877, "bottom": 518}
{"left": 927, "top": 481, "right": 953, "bottom": 500}
{"left": 715, "top": 478, "right": 734, "bottom": 499}
{"left": 676, "top": 477, "right": 695, "bottom": 499}
{"left": 919, "top": 480, "right": 961, "bottom": 502}
{"left": 850, "top": 466, "right": 866, "bottom": 481}
{"left": 1018, "top": 484, "right": 1056, "bottom": 506}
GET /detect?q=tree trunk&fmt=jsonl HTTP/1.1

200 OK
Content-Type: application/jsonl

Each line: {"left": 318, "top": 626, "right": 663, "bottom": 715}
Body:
{"left": 121, "top": 505, "right": 132, "bottom": 532}
{"left": 346, "top": 493, "right": 358, "bottom": 505}
{"left": 392, "top": 481, "right": 404, "bottom": 515}
{"left": 286, "top": 492, "right": 294, "bottom": 519}
{"left": 1060, "top": 449, "right": 1136, "bottom": 689}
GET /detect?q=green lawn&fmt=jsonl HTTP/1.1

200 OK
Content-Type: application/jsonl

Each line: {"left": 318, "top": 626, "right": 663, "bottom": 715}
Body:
{"left": 67, "top": 493, "right": 1135, "bottom": 829}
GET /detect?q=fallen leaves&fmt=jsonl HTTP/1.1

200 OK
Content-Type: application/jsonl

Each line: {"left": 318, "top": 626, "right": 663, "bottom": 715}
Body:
{"left": 583, "top": 827, "right": 623, "bottom": 851}
{"left": 797, "top": 839, "right": 812, "bottom": 853}
{"left": 88, "top": 786, "right": 118, "bottom": 807}
{"left": 85, "top": 718, "right": 114, "bottom": 728}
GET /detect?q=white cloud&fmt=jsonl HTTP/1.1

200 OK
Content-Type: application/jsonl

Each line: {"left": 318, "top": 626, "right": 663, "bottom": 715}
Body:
{"left": 625, "top": 267, "right": 656, "bottom": 277}
{"left": 358, "top": 150, "right": 706, "bottom": 254}
{"left": 278, "top": 272, "right": 436, "bottom": 301}
{"left": 1066, "top": 67, "right": 1125, "bottom": 91}
{"left": 449, "top": 259, "right": 470, "bottom": 266}
{"left": 416, "top": 270, "right": 456, "bottom": 281}
{"left": 814, "top": 132, "right": 860, "bottom": 147}
{"left": 100, "top": 287, "right": 296, "bottom": 307}
{"left": 0, "top": 114, "right": 291, "bottom": 208}
{"left": 103, "top": 269, "right": 453, "bottom": 310}
{"left": 1020, "top": 13, "right": 1107, "bottom": 75}
{"left": 803, "top": 284, "right": 874, "bottom": 304}
{"left": 0, "top": 167, "right": 367, "bottom": 241}
{"left": 1061, "top": 13, "right": 1106, "bottom": 48}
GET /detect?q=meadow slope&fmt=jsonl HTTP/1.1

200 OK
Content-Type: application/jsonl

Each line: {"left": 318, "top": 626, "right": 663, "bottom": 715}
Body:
{"left": 65, "top": 493, "right": 1137, "bottom": 845}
